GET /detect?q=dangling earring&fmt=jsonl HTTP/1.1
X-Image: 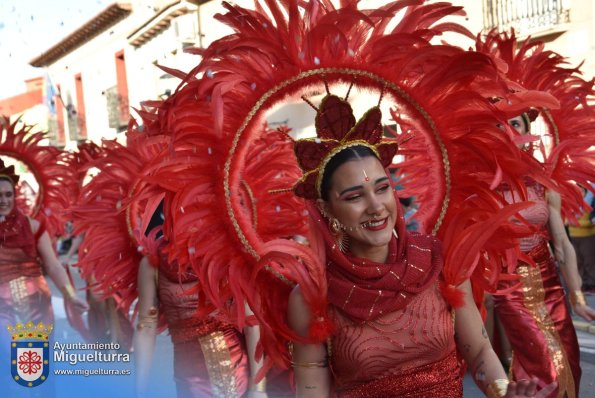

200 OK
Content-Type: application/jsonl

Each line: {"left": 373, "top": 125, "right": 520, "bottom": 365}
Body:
{"left": 393, "top": 229, "right": 399, "bottom": 240}
{"left": 329, "top": 218, "right": 349, "bottom": 253}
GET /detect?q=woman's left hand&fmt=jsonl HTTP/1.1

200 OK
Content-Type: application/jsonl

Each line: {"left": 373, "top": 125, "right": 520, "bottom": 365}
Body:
{"left": 504, "top": 378, "right": 557, "bottom": 397}
{"left": 68, "top": 295, "right": 89, "bottom": 313}
{"left": 246, "top": 391, "right": 268, "bottom": 398}
{"left": 573, "top": 303, "right": 595, "bottom": 322}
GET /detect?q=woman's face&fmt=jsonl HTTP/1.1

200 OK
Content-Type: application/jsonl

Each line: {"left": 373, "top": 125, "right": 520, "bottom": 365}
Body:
{"left": 507, "top": 115, "right": 530, "bottom": 150}
{"left": 0, "top": 180, "right": 15, "bottom": 216}
{"left": 319, "top": 156, "right": 397, "bottom": 257}
{"left": 508, "top": 115, "right": 528, "bottom": 135}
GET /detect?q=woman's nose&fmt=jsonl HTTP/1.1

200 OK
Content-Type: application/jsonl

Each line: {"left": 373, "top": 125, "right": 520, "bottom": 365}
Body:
{"left": 366, "top": 195, "right": 383, "bottom": 215}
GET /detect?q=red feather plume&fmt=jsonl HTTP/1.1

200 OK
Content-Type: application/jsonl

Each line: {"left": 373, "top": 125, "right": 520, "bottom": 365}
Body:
{"left": 475, "top": 29, "right": 595, "bottom": 220}
{"left": 0, "top": 116, "right": 77, "bottom": 237}
{"left": 143, "top": 0, "right": 558, "bottom": 371}
{"left": 69, "top": 129, "right": 167, "bottom": 314}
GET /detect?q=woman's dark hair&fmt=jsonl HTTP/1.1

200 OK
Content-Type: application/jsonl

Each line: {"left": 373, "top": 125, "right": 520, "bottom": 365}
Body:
{"left": 144, "top": 199, "right": 164, "bottom": 238}
{"left": 398, "top": 197, "right": 412, "bottom": 207}
{"left": 0, "top": 176, "right": 15, "bottom": 189}
{"left": 520, "top": 113, "right": 531, "bottom": 133}
{"left": 319, "top": 145, "right": 378, "bottom": 201}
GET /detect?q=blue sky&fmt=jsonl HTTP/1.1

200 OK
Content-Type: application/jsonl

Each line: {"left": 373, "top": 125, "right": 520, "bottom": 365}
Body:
{"left": 0, "top": 0, "right": 112, "bottom": 99}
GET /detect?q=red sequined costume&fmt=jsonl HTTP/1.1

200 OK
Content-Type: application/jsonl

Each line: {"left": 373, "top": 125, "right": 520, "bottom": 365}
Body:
{"left": 140, "top": 3, "right": 570, "bottom": 398}
{"left": 0, "top": 209, "right": 52, "bottom": 328}
{"left": 155, "top": 240, "right": 248, "bottom": 398}
{"left": 302, "top": 197, "right": 461, "bottom": 397}
{"left": 494, "top": 184, "right": 580, "bottom": 397}
{"left": 473, "top": 30, "right": 595, "bottom": 398}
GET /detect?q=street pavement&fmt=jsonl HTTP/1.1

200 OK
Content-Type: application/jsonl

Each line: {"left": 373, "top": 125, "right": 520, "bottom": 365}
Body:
{"left": 45, "top": 258, "right": 595, "bottom": 397}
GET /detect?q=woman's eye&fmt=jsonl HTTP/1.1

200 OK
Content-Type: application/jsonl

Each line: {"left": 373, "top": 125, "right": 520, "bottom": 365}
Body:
{"left": 345, "top": 194, "right": 361, "bottom": 201}
{"left": 377, "top": 184, "right": 390, "bottom": 192}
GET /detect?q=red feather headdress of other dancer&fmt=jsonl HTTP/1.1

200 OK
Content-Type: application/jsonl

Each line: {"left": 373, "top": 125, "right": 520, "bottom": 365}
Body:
{"left": 68, "top": 141, "right": 104, "bottom": 188}
{"left": 475, "top": 29, "right": 595, "bottom": 220}
{"left": 69, "top": 131, "right": 167, "bottom": 314}
{"left": 62, "top": 141, "right": 105, "bottom": 220}
{"left": 144, "top": 114, "right": 310, "bottom": 322}
{"left": 150, "top": 0, "right": 559, "bottom": 371}
{"left": 0, "top": 116, "right": 77, "bottom": 237}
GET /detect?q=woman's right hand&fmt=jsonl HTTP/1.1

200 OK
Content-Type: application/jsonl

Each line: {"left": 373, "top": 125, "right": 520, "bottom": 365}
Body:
{"left": 503, "top": 378, "right": 557, "bottom": 397}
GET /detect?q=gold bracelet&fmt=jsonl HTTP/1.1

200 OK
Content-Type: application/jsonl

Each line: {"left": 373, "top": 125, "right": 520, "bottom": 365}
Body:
{"left": 249, "top": 377, "right": 267, "bottom": 393}
{"left": 486, "top": 378, "right": 509, "bottom": 398}
{"left": 136, "top": 307, "right": 158, "bottom": 331}
{"left": 569, "top": 290, "right": 587, "bottom": 306}
{"left": 60, "top": 284, "right": 76, "bottom": 300}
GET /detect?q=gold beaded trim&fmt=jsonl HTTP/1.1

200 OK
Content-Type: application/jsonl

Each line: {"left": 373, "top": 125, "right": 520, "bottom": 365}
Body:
{"left": 224, "top": 68, "right": 450, "bottom": 262}
{"left": 542, "top": 109, "right": 560, "bottom": 146}
{"left": 241, "top": 180, "right": 258, "bottom": 231}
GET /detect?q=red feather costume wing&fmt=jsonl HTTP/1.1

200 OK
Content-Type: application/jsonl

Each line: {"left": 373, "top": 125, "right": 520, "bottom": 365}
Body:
{"left": 148, "top": 0, "right": 556, "bottom": 370}
{"left": 0, "top": 117, "right": 77, "bottom": 237}
{"left": 69, "top": 129, "right": 167, "bottom": 315}
{"left": 475, "top": 29, "right": 595, "bottom": 220}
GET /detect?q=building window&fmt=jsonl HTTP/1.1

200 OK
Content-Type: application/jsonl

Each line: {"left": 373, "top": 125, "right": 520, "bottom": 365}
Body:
{"left": 54, "top": 84, "right": 66, "bottom": 145}
{"left": 483, "top": 0, "right": 570, "bottom": 36}
{"left": 114, "top": 50, "right": 130, "bottom": 126}
{"left": 75, "top": 73, "right": 87, "bottom": 138}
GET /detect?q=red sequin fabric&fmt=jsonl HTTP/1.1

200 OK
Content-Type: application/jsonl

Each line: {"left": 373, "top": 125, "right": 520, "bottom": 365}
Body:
{"left": 501, "top": 184, "right": 549, "bottom": 253}
{"left": 330, "top": 282, "right": 459, "bottom": 395}
{"left": 336, "top": 348, "right": 462, "bottom": 397}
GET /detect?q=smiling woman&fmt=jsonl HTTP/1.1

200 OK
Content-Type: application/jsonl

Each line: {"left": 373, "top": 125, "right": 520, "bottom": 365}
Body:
{"left": 0, "top": 158, "right": 88, "bottom": 363}
{"left": 317, "top": 151, "right": 397, "bottom": 263}
{"left": 286, "top": 91, "right": 556, "bottom": 398}
{"left": 0, "top": 178, "right": 15, "bottom": 218}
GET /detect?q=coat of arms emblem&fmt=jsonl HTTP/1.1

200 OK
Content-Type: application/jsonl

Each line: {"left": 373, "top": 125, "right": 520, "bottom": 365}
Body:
{"left": 7, "top": 321, "right": 53, "bottom": 387}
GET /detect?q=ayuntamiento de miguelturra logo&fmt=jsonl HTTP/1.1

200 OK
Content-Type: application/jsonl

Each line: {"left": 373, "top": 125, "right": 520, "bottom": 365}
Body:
{"left": 7, "top": 321, "right": 53, "bottom": 388}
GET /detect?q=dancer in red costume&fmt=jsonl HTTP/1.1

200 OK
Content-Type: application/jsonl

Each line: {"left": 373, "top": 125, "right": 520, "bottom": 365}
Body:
{"left": 0, "top": 118, "right": 88, "bottom": 330}
{"left": 286, "top": 96, "right": 557, "bottom": 398}
{"left": 0, "top": 159, "right": 87, "bottom": 328}
{"left": 63, "top": 140, "right": 135, "bottom": 347}
{"left": 134, "top": 126, "right": 303, "bottom": 398}
{"left": 134, "top": 209, "right": 251, "bottom": 398}
{"left": 144, "top": 1, "right": 576, "bottom": 397}
{"left": 474, "top": 30, "right": 595, "bottom": 398}
{"left": 71, "top": 100, "right": 299, "bottom": 396}
{"left": 0, "top": 119, "right": 88, "bottom": 397}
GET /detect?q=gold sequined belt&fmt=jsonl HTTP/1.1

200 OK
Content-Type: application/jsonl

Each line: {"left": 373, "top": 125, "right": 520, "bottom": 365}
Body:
{"left": 168, "top": 316, "right": 232, "bottom": 343}
{"left": 0, "top": 261, "right": 42, "bottom": 284}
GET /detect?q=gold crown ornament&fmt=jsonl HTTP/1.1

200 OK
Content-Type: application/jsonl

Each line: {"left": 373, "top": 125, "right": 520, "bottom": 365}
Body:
{"left": 293, "top": 92, "right": 398, "bottom": 199}
{"left": 7, "top": 321, "right": 53, "bottom": 341}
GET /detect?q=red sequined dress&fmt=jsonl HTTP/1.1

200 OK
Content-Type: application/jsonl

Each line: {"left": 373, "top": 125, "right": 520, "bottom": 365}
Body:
{"left": 156, "top": 244, "right": 249, "bottom": 398}
{"left": 325, "top": 231, "right": 462, "bottom": 397}
{"left": 494, "top": 184, "right": 581, "bottom": 397}
{"left": 0, "top": 209, "right": 52, "bottom": 328}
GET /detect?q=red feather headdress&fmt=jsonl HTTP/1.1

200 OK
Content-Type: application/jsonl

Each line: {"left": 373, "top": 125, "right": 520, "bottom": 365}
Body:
{"left": 475, "top": 29, "right": 595, "bottom": 220}
{"left": 293, "top": 93, "right": 398, "bottom": 198}
{"left": 147, "top": 0, "right": 558, "bottom": 371}
{"left": 69, "top": 131, "right": 167, "bottom": 312}
{"left": 0, "top": 159, "right": 20, "bottom": 185}
{"left": 0, "top": 116, "right": 76, "bottom": 237}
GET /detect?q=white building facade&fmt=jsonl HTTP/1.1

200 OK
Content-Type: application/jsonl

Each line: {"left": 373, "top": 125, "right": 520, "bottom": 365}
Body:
{"left": 29, "top": 0, "right": 595, "bottom": 147}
